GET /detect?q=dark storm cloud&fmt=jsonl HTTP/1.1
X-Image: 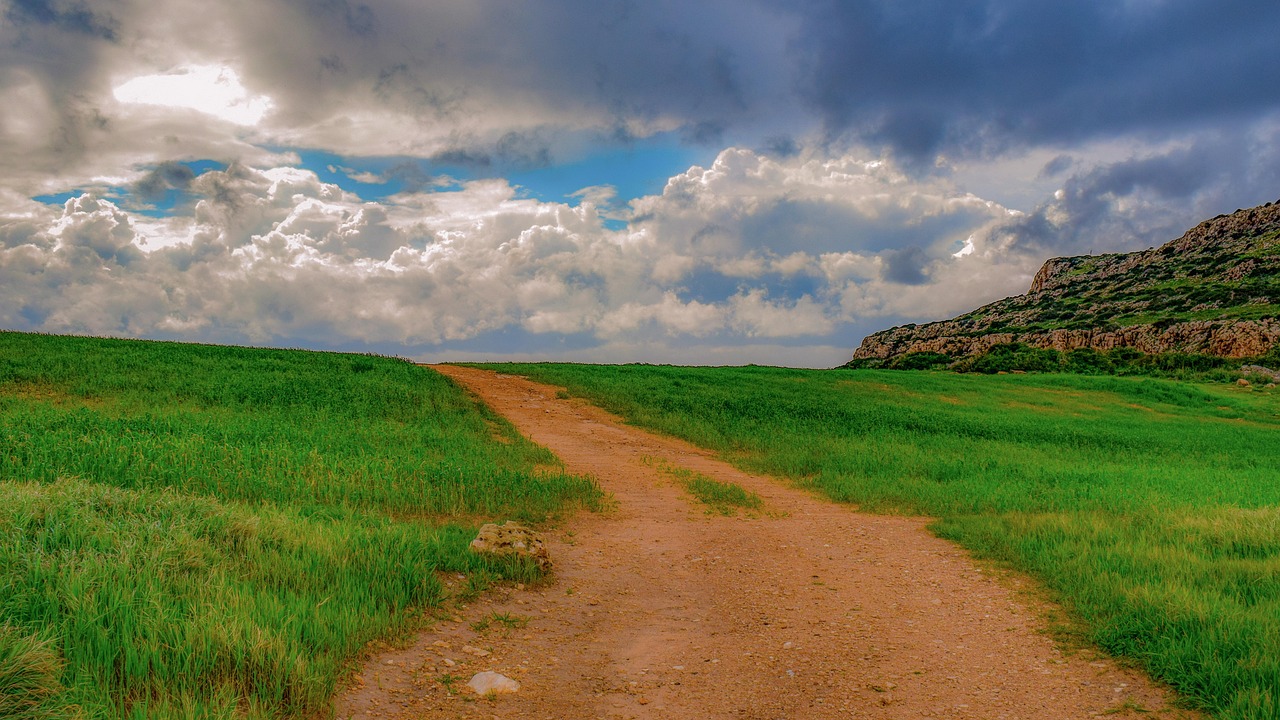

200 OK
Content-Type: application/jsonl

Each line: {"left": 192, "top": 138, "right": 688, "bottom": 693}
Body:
{"left": 988, "top": 128, "right": 1280, "bottom": 256}
{"left": 793, "top": 0, "right": 1280, "bottom": 164}
{"left": 207, "top": 0, "right": 793, "bottom": 157}
{"left": 0, "top": 0, "right": 133, "bottom": 185}
{"left": 304, "top": 0, "right": 377, "bottom": 37}
{"left": 10, "top": 0, "right": 1280, "bottom": 176}
{"left": 494, "top": 131, "right": 552, "bottom": 169}
{"left": 681, "top": 120, "right": 728, "bottom": 147}
{"left": 132, "top": 162, "right": 197, "bottom": 201}
{"left": 5, "top": 0, "right": 119, "bottom": 40}
{"left": 1038, "top": 155, "right": 1074, "bottom": 179}
{"left": 381, "top": 161, "right": 435, "bottom": 192}
{"left": 420, "top": 132, "right": 551, "bottom": 175}
{"left": 881, "top": 246, "right": 929, "bottom": 285}
{"left": 738, "top": 196, "right": 994, "bottom": 256}
{"left": 758, "top": 135, "right": 800, "bottom": 158}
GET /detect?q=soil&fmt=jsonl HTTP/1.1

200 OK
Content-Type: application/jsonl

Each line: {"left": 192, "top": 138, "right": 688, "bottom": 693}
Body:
{"left": 333, "top": 365, "right": 1198, "bottom": 720}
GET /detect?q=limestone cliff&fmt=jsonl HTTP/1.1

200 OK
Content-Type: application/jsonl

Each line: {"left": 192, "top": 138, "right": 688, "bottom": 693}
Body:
{"left": 851, "top": 200, "right": 1280, "bottom": 362}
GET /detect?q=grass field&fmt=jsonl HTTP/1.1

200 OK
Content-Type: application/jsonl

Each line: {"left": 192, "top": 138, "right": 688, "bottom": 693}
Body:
{"left": 0, "top": 332, "right": 601, "bottom": 719}
{"left": 486, "top": 363, "right": 1280, "bottom": 720}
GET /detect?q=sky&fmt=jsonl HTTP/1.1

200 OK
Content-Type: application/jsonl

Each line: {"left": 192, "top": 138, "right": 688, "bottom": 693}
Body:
{"left": 2, "top": 1, "right": 1279, "bottom": 367}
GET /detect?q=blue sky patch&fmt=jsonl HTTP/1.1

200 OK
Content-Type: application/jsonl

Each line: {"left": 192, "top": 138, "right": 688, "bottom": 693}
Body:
{"left": 287, "top": 133, "right": 710, "bottom": 207}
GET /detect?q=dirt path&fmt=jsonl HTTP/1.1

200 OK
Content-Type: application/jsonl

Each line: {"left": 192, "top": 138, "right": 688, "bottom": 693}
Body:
{"left": 334, "top": 366, "right": 1194, "bottom": 720}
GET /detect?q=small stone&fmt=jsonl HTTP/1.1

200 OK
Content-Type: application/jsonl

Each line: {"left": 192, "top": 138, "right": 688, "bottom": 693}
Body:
{"left": 442, "top": 658, "right": 456, "bottom": 667}
{"left": 462, "top": 645, "right": 491, "bottom": 657}
{"left": 467, "top": 671, "right": 520, "bottom": 696}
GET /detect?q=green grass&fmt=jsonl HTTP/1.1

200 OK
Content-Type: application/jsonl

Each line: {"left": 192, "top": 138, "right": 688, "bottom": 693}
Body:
{"left": 483, "top": 363, "right": 1280, "bottom": 719}
{"left": 644, "top": 457, "right": 763, "bottom": 516}
{"left": 0, "top": 332, "right": 601, "bottom": 719}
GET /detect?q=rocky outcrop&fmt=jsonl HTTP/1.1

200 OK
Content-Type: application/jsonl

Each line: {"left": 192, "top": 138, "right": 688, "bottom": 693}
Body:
{"left": 1242, "top": 365, "right": 1280, "bottom": 382}
{"left": 851, "top": 199, "right": 1280, "bottom": 363}
{"left": 855, "top": 319, "right": 1280, "bottom": 360}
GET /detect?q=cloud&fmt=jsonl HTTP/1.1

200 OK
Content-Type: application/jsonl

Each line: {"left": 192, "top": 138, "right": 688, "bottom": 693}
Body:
{"left": 5, "top": 0, "right": 119, "bottom": 40}
{"left": 132, "top": 162, "right": 197, "bottom": 201}
{"left": 1, "top": 147, "right": 1034, "bottom": 363}
{"left": 881, "top": 246, "right": 930, "bottom": 285}
{"left": 113, "top": 65, "right": 273, "bottom": 126}
{"left": 793, "top": 0, "right": 1280, "bottom": 166}
{"left": 7, "top": 1, "right": 1279, "bottom": 204}
{"left": 981, "top": 125, "right": 1280, "bottom": 257}
{"left": 0, "top": 0, "right": 803, "bottom": 192}
{"left": 5, "top": 1, "right": 1279, "bottom": 365}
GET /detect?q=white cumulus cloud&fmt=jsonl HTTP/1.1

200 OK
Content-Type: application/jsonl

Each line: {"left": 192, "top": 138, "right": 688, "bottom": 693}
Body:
{"left": 1, "top": 147, "right": 1047, "bottom": 364}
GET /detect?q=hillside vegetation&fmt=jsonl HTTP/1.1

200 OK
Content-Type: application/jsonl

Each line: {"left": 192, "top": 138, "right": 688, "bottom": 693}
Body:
{"left": 853, "top": 200, "right": 1280, "bottom": 363}
{"left": 0, "top": 332, "right": 600, "bottom": 719}
{"left": 492, "top": 362, "right": 1280, "bottom": 720}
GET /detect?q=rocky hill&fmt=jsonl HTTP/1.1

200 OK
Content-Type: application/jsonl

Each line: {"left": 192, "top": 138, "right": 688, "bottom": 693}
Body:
{"left": 851, "top": 199, "right": 1280, "bottom": 363}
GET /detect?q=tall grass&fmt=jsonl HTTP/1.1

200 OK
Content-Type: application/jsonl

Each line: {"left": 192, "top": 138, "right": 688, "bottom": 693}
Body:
{"left": 644, "top": 457, "right": 763, "bottom": 516}
{"left": 489, "top": 363, "right": 1280, "bottom": 719}
{"left": 0, "top": 332, "right": 601, "bottom": 719}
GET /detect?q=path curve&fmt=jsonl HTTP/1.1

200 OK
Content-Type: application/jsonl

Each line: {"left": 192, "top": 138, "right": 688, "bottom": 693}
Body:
{"left": 335, "top": 365, "right": 1193, "bottom": 719}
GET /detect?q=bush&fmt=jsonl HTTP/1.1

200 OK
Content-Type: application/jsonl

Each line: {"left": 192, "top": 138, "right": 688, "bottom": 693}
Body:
{"left": 889, "top": 352, "right": 952, "bottom": 370}
{"left": 1144, "top": 352, "right": 1231, "bottom": 374}
{"left": 1107, "top": 346, "right": 1147, "bottom": 373}
{"left": 1064, "top": 348, "right": 1113, "bottom": 374}
{"left": 960, "top": 343, "right": 1062, "bottom": 373}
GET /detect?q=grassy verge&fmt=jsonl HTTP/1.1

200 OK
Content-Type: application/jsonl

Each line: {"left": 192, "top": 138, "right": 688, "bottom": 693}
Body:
{"left": 0, "top": 332, "right": 601, "bottom": 719}
{"left": 643, "top": 457, "right": 763, "bottom": 516}
{"left": 483, "top": 363, "right": 1280, "bottom": 719}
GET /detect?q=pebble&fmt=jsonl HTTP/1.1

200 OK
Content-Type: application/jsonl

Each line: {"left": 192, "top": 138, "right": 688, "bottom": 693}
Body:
{"left": 467, "top": 671, "right": 520, "bottom": 696}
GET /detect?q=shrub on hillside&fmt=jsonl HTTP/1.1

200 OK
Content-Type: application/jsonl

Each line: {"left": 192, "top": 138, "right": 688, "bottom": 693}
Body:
{"left": 1144, "top": 352, "right": 1231, "bottom": 374}
{"left": 957, "top": 343, "right": 1062, "bottom": 373}
{"left": 1064, "top": 348, "right": 1113, "bottom": 374}
{"left": 1107, "top": 346, "right": 1147, "bottom": 373}
{"left": 889, "top": 351, "right": 952, "bottom": 370}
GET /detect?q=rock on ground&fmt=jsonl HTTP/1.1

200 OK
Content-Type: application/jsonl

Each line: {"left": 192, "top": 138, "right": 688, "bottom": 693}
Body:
{"left": 467, "top": 671, "right": 520, "bottom": 696}
{"left": 470, "top": 521, "right": 552, "bottom": 571}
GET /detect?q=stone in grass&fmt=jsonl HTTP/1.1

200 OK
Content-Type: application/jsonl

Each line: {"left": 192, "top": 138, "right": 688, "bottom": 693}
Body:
{"left": 470, "top": 521, "right": 552, "bottom": 571}
{"left": 468, "top": 671, "right": 521, "bottom": 696}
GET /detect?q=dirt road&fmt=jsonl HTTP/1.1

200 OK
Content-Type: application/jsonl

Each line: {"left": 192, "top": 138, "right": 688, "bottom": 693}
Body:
{"left": 334, "top": 365, "right": 1193, "bottom": 719}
